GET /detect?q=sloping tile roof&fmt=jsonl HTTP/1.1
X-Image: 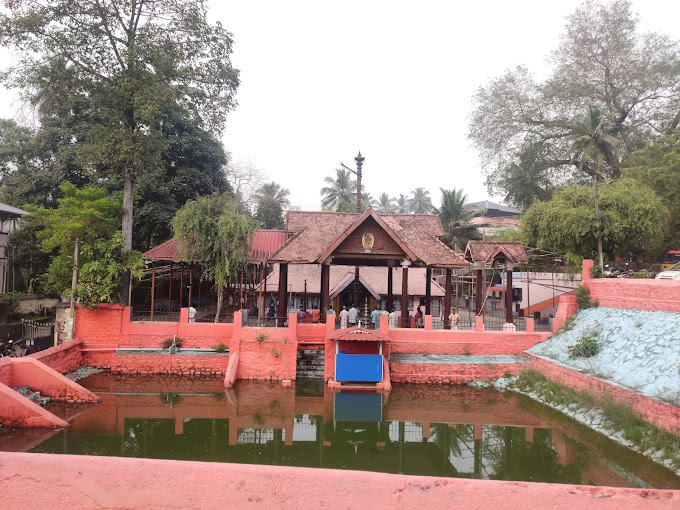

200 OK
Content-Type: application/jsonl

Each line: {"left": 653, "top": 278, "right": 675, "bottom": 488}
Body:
{"left": 143, "top": 230, "right": 291, "bottom": 262}
{"left": 466, "top": 200, "right": 521, "bottom": 216}
{"left": 265, "top": 264, "right": 446, "bottom": 297}
{"left": 464, "top": 241, "right": 529, "bottom": 265}
{"left": 0, "top": 202, "right": 28, "bottom": 218}
{"left": 269, "top": 209, "right": 467, "bottom": 267}
{"left": 328, "top": 327, "right": 388, "bottom": 342}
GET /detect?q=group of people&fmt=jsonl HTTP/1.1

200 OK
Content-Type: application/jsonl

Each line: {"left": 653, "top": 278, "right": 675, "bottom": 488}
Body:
{"left": 334, "top": 304, "right": 461, "bottom": 330}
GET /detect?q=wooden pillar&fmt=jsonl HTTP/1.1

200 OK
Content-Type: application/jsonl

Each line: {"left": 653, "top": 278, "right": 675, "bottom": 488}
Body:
{"left": 475, "top": 268, "right": 484, "bottom": 315}
{"left": 401, "top": 264, "right": 409, "bottom": 326}
{"left": 259, "top": 262, "right": 264, "bottom": 318}
{"left": 239, "top": 270, "right": 243, "bottom": 310}
{"left": 320, "top": 263, "right": 330, "bottom": 322}
{"left": 425, "top": 267, "right": 432, "bottom": 315}
{"left": 387, "top": 265, "right": 393, "bottom": 312}
{"left": 353, "top": 266, "right": 359, "bottom": 307}
{"left": 277, "top": 263, "right": 288, "bottom": 327}
{"left": 189, "top": 266, "right": 194, "bottom": 309}
{"left": 168, "top": 262, "right": 173, "bottom": 321}
{"left": 197, "top": 268, "right": 202, "bottom": 311}
{"left": 444, "top": 268, "right": 452, "bottom": 328}
{"left": 150, "top": 261, "right": 156, "bottom": 320}
{"left": 505, "top": 268, "right": 513, "bottom": 324}
{"left": 179, "top": 263, "right": 184, "bottom": 308}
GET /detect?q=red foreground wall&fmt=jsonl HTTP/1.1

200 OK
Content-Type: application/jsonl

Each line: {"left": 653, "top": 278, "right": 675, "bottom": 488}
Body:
{"left": 1, "top": 452, "right": 679, "bottom": 510}
{"left": 390, "top": 362, "right": 526, "bottom": 384}
{"left": 529, "top": 355, "right": 680, "bottom": 435}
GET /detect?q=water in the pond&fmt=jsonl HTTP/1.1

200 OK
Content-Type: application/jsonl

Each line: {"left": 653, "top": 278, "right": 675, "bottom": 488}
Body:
{"left": 1, "top": 373, "right": 678, "bottom": 489}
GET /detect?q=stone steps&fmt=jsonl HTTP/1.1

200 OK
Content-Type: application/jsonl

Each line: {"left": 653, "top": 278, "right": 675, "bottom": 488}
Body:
{"left": 297, "top": 349, "right": 325, "bottom": 378}
{"left": 13, "top": 386, "right": 51, "bottom": 407}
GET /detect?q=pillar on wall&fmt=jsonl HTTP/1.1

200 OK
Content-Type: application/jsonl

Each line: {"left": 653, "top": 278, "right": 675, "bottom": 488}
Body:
{"left": 387, "top": 262, "right": 394, "bottom": 312}
{"left": 320, "top": 262, "right": 330, "bottom": 322}
{"left": 505, "top": 267, "right": 514, "bottom": 324}
{"left": 425, "top": 267, "right": 432, "bottom": 316}
{"left": 475, "top": 267, "right": 484, "bottom": 316}
{"left": 401, "top": 260, "right": 410, "bottom": 326}
{"left": 277, "top": 263, "right": 288, "bottom": 327}
{"left": 444, "top": 268, "right": 452, "bottom": 328}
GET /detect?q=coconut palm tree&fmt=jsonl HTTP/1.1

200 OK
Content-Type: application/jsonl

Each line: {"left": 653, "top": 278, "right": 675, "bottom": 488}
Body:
{"left": 569, "top": 105, "right": 620, "bottom": 269}
{"left": 321, "top": 168, "right": 356, "bottom": 212}
{"left": 437, "top": 187, "right": 476, "bottom": 251}
{"left": 395, "top": 194, "right": 409, "bottom": 213}
{"left": 254, "top": 181, "right": 290, "bottom": 208}
{"left": 409, "top": 187, "right": 434, "bottom": 214}
{"left": 360, "top": 191, "right": 373, "bottom": 213}
{"left": 372, "top": 192, "right": 395, "bottom": 214}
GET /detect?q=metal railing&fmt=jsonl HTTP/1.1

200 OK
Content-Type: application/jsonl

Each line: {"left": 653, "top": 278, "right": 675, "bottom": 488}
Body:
{"left": 130, "top": 308, "right": 181, "bottom": 322}
{"left": 22, "top": 319, "right": 54, "bottom": 354}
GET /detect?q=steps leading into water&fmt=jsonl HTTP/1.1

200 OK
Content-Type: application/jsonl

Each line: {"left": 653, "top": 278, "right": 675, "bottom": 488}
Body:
{"left": 13, "top": 386, "right": 51, "bottom": 407}
{"left": 297, "top": 349, "right": 325, "bottom": 378}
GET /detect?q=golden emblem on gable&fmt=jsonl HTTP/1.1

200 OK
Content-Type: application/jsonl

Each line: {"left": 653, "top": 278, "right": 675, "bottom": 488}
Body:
{"left": 362, "top": 233, "right": 375, "bottom": 252}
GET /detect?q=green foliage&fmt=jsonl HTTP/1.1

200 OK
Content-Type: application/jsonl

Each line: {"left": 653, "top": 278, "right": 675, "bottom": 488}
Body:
{"left": 162, "top": 337, "right": 183, "bottom": 349}
{"left": 590, "top": 265, "right": 603, "bottom": 278}
{"left": 321, "top": 168, "right": 357, "bottom": 212}
{"left": 560, "top": 316, "right": 575, "bottom": 332}
{"left": 254, "top": 182, "right": 289, "bottom": 229}
{"left": 567, "top": 335, "right": 600, "bottom": 358}
{"left": 212, "top": 342, "right": 228, "bottom": 353}
{"left": 0, "top": 291, "right": 20, "bottom": 319}
{"left": 520, "top": 179, "right": 669, "bottom": 261}
{"left": 256, "top": 333, "right": 268, "bottom": 345}
{"left": 409, "top": 187, "right": 434, "bottom": 214}
{"left": 632, "top": 269, "right": 655, "bottom": 279}
{"left": 437, "top": 187, "right": 478, "bottom": 250}
{"left": 468, "top": 1, "right": 680, "bottom": 209}
{"left": 371, "top": 193, "right": 396, "bottom": 214}
{"left": 25, "top": 184, "right": 143, "bottom": 307}
{"left": 575, "top": 285, "right": 597, "bottom": 309}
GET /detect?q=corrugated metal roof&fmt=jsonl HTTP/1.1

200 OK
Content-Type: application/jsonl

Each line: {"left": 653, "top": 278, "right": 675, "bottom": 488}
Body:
{"left": 143, "top": 230, "right": 291, "bottom": 262}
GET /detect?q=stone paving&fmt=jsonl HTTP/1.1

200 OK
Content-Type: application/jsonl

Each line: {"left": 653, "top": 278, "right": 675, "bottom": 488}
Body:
{"left": 527, "top": 307, "right": 680, "bottom": 403}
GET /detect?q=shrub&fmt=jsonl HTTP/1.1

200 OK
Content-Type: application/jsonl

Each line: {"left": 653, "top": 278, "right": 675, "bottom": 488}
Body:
{"left": 575, "top": 285, "right": 597, "bottom": 309}
{"left": 212, "top": 342, "right": 227, "bottom": 353}
{"left": 560, "top": 316, "right": 576, "bottom": 332}
{"left": 161, "top": 337, "right": 183, "bottom": 349}
{"left": 632, "top": 269, "right": 654, "bottom": 279}
{"left": 1, "top": 291, "right": 20, "bottom": 319}
{"left": 591, "top": 265, "right": 603, "bottom": 278}
{"left": 256, "top": 333, "right": 268, "bottom": 345}
{"left": 567, "top": 335, "right": 600, "bottom": 358}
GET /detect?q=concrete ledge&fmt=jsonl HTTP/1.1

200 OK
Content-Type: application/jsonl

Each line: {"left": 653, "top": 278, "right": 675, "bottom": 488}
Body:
{"left": 0, "top": 383, "right": 68, "bottom": 427}
{"left": 1, "top": 452, "right": 678, "bottom": 509}
{"left": 11, "top": 357, "right": 99, "bottom": 403}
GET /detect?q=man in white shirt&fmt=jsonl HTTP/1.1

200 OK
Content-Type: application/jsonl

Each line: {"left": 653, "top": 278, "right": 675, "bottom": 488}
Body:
{"left": 188, "top": 305, "right": 197, "bottom": 323}
{"left": 339, "top": 306, "right": 349, "bottom": 329}
{"left": 348, "top": 305, "right": 358, "bottom": 326}
{"left": 388, "top": 309, "right": 397, "bottom": 328}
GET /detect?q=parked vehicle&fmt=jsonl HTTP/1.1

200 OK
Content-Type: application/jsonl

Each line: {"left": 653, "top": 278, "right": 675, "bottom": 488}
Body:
{"left": 661, "top": 250, "right": 680, "bottom": 271}
{"left": 0, "top": 340, "right": 16, "bottom": 357}
{"left": 655, "top": 262, "right": 680, "bottom": 281}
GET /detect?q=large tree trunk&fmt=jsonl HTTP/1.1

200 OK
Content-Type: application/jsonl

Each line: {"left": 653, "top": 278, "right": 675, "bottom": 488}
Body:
{"left": 121, "top": 171, "right": 134, "bottom": 305}
{"left": 592, "top": 175, "right": 604, "bottom": 270}
{"left": 214, "top": 283, "right": 224, "bottom": 323}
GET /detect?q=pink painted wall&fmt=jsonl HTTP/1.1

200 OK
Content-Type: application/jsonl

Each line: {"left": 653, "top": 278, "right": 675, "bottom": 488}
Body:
{"left": 230, "top": 337, "right": 297, "bottom": 381}
{"left": 528, "top": 355, "right": 680, "bottom": 435}
{"left": 388, "top": 331, "right": 551, "bottom": 356}
{"left": 586, "top": 279, "right": 680, "bottom": 312}
{"left": 10, "top": 357, "right": 98, "bottom": 403}
{"left": 0, "top": 384, "right": 67, "bottom": 427}
{"left": 28, "top": 339, "right": 84, "bottom": 374}
{"left": 390, "top": 362, "right": 526, "bottom": 384}
{"left": 0, "top": 357, "right": 11, "bottom": 386}
{"left": 2, "top": 452, "right": 679, "bottom": 510}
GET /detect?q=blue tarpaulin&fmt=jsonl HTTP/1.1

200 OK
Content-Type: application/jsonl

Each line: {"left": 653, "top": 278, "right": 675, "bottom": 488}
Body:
{"left": 335, "top": 354, "right": 383, "bottom": 382}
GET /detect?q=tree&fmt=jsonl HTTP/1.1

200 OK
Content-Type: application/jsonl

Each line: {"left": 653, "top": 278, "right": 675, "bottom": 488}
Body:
{"left": 409, "top": 187, "right": 434, "bottom": 214}
{"left": 254, "top": 182, "right": 290, "bottom": 230}
{"left": 568, "top": 105, "right": 621, "bottom": 269}
{"left": 1, "top": 1, "right": 240, "bottom": 302}
{"left": 437, "top": 188, "right": 477, "bottom": 251}
{"left": 25, "top": 184, "right": 144, "bottom": 307}
{"left": 372, "top": 193, "right": 395, "bottom": 214}
{"left": 172, "top": 194, "right": 255, "bottom": 322}
{"left": 395, "top": 194, "right": 410, "bottom": 214}
{"left": 225, "top": 159, "right": 267, "bottom": 214}
{"left": 468, "top": 0, "right": 680, "bottom": 209}
{"left": 321, "top": 168, "right": 356, "bottom": 212}
{"left": 520, "top": 179, "right": 669, "bottom": 263}
{"left": 626, "top": 130, "right": 680, "bottom": 247}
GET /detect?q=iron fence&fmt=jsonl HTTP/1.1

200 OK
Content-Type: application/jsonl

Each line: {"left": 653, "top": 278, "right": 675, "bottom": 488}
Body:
{"left": 22, "top": 319, "right": 54, "bottom": 354}
{"left": 130, "top": 308, "right": 181, "bottom": 322}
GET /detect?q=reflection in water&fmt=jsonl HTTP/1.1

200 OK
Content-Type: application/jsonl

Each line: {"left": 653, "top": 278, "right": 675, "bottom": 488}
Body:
{"left": 2, "top": 374, "right": 678, "bottom": 489}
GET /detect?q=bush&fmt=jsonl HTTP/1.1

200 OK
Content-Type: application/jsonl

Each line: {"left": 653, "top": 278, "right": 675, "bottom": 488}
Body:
{"left": 212, "top": 342, "right": 227, "bottom": 353}
{"left": 161, "top": 337, "right": 183, "bottom": 349}
{"left": 591, "top": 265, "right": 603, "bottom": 278}
{"left": 0, "top": 291, "right": 20, "bottom": 319}
{"left": 567, "top": 335, "right": 600, "bottom": 358}
{"left": 575, "top": 285, "right": 597, "bottom": 309}
{"left": 632, "top": 269, "right": 655, "bottom": 279}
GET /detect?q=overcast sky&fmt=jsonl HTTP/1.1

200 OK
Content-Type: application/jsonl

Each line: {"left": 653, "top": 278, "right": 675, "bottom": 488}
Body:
{"left": 1, "top": 1, "right": 679, "bottom": 211}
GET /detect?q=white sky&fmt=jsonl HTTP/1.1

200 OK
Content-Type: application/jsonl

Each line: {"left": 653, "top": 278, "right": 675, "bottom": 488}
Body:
{"left": 1, "top": 0, "right": 679, "bottom": 211}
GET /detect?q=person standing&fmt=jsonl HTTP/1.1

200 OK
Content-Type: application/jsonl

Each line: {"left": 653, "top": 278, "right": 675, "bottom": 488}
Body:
{"left": 348, "top": 304, "right": 358, "bottom": 326}
{"left": 388, "top": 309, "right": 397, "bottom": 328}
{"left": 297, "top": 306, "right": 306, "bottom": 324}
{"left": 371, "top": 306, "right": 380, "bottom": 330}
{"left": 188, "top": 305, "right": 197, "bottom": 323}
{"left": 311, "top": 305, "right": 320, "bottom": 323}
{"left": 449, "top": 308, "right": 461, "bottom": 329}
{"left": 339, "top": 306, "right": 349, "bottom": 329}
{"left": 415, "top": 306, "right": 424, "bottom": 328}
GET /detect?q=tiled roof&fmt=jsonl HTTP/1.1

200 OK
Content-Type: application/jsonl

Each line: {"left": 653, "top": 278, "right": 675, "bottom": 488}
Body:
{"left": 464, "top": 241, "right": 529, "bottom": 265}
{"left": 143, "top": 230, "right": 291, "bottom": 262}
{"left": 328, "top": 327, "right": 388, "bottom": 342}
{"left": 269, "top": 209, "right": 467, "bottom": 267}
{"left": 265, "top": 264, "right": 446, "bottom": 297}
{"left": 0, "top": 202, "right": 28, "bottom": 218}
